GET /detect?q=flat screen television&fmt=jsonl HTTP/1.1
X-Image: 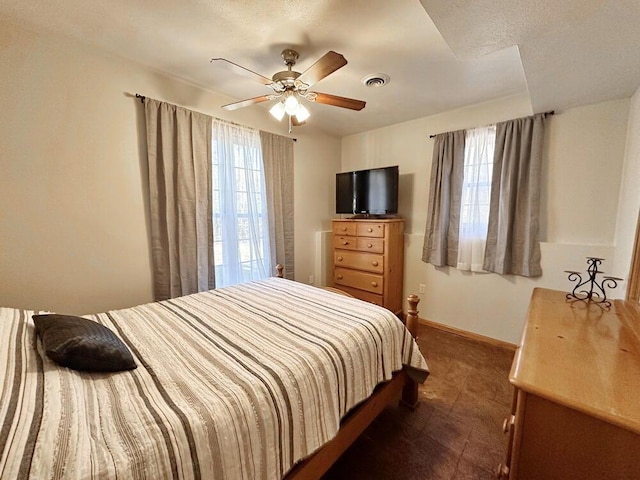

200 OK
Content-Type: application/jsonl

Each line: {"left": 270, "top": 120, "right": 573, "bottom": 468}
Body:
{"left": 335, "top": 165, "right": 399, "bottom": 216}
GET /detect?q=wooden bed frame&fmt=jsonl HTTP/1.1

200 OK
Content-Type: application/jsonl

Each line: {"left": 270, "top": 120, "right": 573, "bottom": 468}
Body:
{"left": 275, "top": 265, "right": 421, "bottom": 479}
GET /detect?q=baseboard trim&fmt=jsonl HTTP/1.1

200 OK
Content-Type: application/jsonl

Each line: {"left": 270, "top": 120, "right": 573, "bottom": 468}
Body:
{"left": 418, "top": 318, "right": 517, "bottom": 352}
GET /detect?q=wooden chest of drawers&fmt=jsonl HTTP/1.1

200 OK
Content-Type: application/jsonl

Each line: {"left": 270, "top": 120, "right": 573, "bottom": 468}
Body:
{"left": 331, "top": 218, "right": 404, "bottom": 314}
{"left": 498, "top": 288, "right": 640, "bottom": 479}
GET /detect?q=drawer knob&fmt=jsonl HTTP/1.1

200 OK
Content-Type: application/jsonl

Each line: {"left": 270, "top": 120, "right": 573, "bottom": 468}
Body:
{"left": 371, "top": 281, "right": 378, "bottom": 287}
{"left": 502, "top": 415, "right": 515, "bottom": 434}
{"left": 343, "top": 241, "right": 349, "bottom": 246}
{"left": 337, "top": 256, "right": 343, "bottom": 261}
{"left": 372, "top": 261, "right": 379, "bottom": 266}
{"left": 367, "top": 243, "right": 373, "bottom": 248}
{"left": 341, "top": 227, "right": 347, "bottom": 231}
{"left": 502, "top": 418, "right": 510, "bottom": 434}
{"left": 337, "top": 274, "right": 343, "bottom": 280}
{"left": 495, "top": 463, "right": 509, "bottom": 479}
{"left": 367, "top": 228, "right": 373, "bottom": 232}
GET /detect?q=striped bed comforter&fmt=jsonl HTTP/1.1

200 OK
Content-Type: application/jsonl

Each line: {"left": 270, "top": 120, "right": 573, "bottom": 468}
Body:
{"left": 0, "top": 278, "right": 429, "bottom": 480}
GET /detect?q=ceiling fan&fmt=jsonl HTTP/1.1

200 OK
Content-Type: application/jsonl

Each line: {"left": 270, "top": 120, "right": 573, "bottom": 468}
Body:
{"left": 211, "top": 49, "right": 366, "bottom": 131}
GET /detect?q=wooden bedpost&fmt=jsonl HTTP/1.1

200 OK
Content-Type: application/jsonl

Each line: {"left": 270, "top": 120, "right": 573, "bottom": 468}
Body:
{"left": 276, "top": 264, "right": 284, "bottom": 278}
{"left": 404, "top": 294, "right": 420, "bottom": 339}
{"left": 401, "top": 294, "right": 420, "bottom": 409}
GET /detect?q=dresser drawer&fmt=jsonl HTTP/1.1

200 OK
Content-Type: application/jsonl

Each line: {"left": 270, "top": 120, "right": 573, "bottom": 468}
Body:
{"left": 334, "top": 285, "right": 384, "bottom": 307}
{"left": 332, "top": 222, "right": 357, "bottom": 236}
{"left": 331, "top": 218, "right": 404, "bottom": 313}
{"left": 356, "top": 222, "right": 385, "bottom": 238}
{"left": 333, "top": 235, "right": 358, "bottom": 251}
{"left": 334, "top": 268, "right": 383, "bottom": 294}
{"left": 334, "top": 251, "right": 384, "bottom": 274}
{"left": 356, "top": 237, "right": 384, "bottom": 254}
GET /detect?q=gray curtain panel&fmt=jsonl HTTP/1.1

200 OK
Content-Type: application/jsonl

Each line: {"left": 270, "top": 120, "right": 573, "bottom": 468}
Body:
{"left": 144, "top": 98, "right": 214, "bottom": 300}
{"left": 259, "top": 131, "right": 295, "bottom": 279}
{"left": 483, "top": 113, "right": 548, "bottom": 277}
{"left": 422, "top": 130, "right": 466, "bottom": 266}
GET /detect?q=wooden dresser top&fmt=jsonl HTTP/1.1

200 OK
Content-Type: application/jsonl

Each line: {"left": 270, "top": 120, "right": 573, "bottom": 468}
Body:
{"left": 510, "top": 288, "right": 640, "bottom": 434}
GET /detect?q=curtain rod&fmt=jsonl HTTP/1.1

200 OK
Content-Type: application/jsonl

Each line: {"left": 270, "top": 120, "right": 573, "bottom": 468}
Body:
{"left": 428, "top": 110, "right": 555, "bottom": 138}
{"left": 134, "top": 93, "right": 297, "bottom": 142}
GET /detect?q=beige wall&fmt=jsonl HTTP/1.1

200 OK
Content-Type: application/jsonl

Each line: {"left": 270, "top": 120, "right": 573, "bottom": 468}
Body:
{"left": 293, "top": 129, "right": 342, "bottom": 285}
{"left": 2, "top": 17, "right": 634, "bottom": 344}
{"left": 543, "top": 100, "right": 629, "bottom": 245}
{"left": 0, "top": 19, "right": 341, "bottom": 314}
{"left": 613, "top": 86, "right": 640, "bottom": 286}
{"left": 342, "top": 96, "right": 630, "bottom": 343}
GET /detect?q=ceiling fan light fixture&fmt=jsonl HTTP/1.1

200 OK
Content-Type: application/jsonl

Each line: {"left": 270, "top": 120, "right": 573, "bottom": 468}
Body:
{"left": 269, "top": 101, "right": 286, "bottom": 121}
{"left": 295, "top": 104, "right": 310, "bottom": 122}
{"left": 284, "top": 94, "right": 300, "bottom": 115}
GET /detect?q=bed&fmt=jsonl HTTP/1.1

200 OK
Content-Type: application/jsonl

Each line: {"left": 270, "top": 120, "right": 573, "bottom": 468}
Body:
{"left": 0, "top": 276, "right": 429, "bottom": 479}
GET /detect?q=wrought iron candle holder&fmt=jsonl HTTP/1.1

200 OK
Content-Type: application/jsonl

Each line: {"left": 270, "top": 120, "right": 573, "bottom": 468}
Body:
{"left": 565, "top": 257, "right": 622, "bottom": 308}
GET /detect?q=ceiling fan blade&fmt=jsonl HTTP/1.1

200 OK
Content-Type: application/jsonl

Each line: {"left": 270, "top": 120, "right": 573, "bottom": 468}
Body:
{"left": 210, "top": 58, "right": 273, "bottom": 86}
{"left": 297, "top": 51, "right": 347, "bottom": 87}
{"left": 310, "top": 92, "right": 366, "bottom": 111}
{"left": 222, "top": 95, "right": 271, "bottom": 111}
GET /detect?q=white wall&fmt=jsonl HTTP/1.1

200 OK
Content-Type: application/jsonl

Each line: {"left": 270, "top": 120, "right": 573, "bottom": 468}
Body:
{"left": 2, "top": 16, "right": 634, "bottom": 343}
{"left": 542, "top": 100, "right": 629, "bottom": 245}
{"left": 342, "top": 96, "right": 630, "bottom": 343}
{"left": 613, "top": 86, "right": 640, "bottom": 285}
{"left": 293, "top": 130, "right": 342, "bottom": 285}
{"left": 0, "top": 18, "right": 341, "bottom": 314}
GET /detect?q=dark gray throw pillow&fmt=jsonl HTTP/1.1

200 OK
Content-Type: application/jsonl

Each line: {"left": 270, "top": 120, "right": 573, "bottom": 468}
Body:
{"left": 33, "top": 314, "right": 137, "bottom": 372}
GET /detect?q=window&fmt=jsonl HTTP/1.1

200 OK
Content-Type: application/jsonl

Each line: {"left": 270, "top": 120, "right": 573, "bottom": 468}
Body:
{"left": 457, "top": 125, "right": 496, "bottom": 272}
{"left": 212, "top": 120, "right": 271, "bottom": 287}
{"left": 424, "top": 113, "right": 547, "bottom": 277}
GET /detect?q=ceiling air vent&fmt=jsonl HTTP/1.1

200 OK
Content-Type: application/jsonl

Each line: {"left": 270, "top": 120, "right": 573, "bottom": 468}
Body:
{"left": 362, "top": 73, "right": 390, "bottom": 88}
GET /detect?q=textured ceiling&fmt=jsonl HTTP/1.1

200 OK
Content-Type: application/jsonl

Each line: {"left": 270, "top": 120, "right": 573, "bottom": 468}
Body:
{"left": 1, "top": 0, "right": 639, "bottom": 136}
{"left": 420, "top": 0, "right": 640, "bottom": 114}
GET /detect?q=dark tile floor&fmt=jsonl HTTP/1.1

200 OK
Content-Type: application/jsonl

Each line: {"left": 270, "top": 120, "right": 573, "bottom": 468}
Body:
{"left": 324, "top": 323, "right": 515, "bottom": 480}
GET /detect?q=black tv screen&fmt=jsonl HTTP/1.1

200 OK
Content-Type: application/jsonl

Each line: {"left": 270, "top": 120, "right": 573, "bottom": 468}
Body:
{"left": 336, "top": 166, "right": 399, "bottom": 215}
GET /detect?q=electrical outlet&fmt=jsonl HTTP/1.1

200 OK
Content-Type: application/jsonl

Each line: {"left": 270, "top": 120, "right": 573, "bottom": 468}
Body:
{"left": 419, "top": 284, "right": 426, "bottom": 294}
{"left": 309, "top": 275, "right": 314, "bottom": 285}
